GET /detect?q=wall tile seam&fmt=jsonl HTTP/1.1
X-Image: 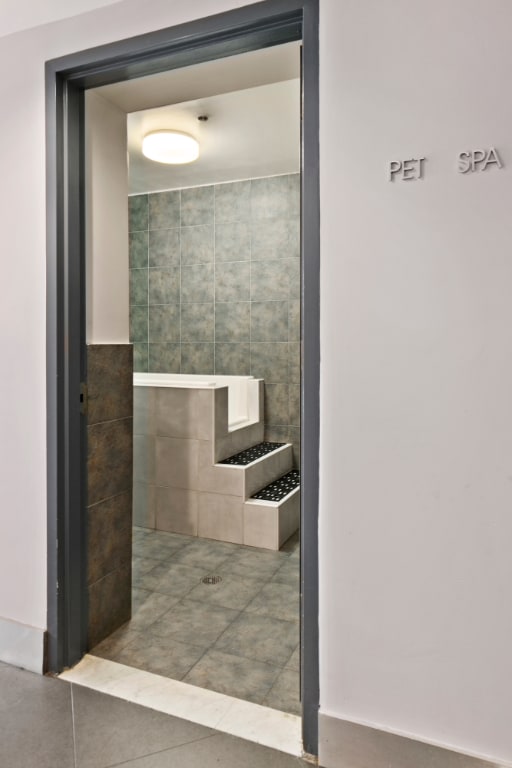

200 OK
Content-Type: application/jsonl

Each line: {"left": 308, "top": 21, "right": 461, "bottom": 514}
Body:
{"left": 86, "top": 490, "right": 133, "bottom": 510}
{"left": 87, "top": 560, "right": 132, "bottom": 589}
{"left": 87, "top": 415, "right": 134, "bottom": 427}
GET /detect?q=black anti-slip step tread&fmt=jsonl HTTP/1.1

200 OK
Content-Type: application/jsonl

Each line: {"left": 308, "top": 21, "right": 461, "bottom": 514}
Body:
{"left": 220, "top": 442, "right": 286, "bottom": 466}
{"left": 251, "top": 470, "right": 300, "bottom": 502}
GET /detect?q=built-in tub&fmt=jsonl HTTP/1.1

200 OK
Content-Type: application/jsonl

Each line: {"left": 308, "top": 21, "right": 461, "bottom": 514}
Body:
{"left": 133, "top": 372, "right": 261, "bottom": 430}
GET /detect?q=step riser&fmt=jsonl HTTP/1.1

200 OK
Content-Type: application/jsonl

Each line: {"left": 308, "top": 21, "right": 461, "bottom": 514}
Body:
{"left": 243, "top": 487, "right": 300, "bottom": 551}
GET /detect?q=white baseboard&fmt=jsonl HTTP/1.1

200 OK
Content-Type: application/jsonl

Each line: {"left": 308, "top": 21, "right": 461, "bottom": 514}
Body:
{"left": 319, "top": 713, "right": 508, "bottom": 768}
{"left": 0, "top": 616, "right": 45, "bottom": 673}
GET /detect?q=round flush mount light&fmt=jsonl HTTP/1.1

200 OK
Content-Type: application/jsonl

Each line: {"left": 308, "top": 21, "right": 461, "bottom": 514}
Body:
{"left": 142, "top": 130, "right": 199, "bottom": 164}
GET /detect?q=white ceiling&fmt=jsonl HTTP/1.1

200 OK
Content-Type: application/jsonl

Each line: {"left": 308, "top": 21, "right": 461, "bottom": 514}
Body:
{"left": 95, "top": 43, "right": 301, "bottom": 194}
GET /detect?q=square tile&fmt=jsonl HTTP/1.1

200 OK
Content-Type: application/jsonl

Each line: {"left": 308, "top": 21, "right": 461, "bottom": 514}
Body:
{"left": 129, "top": 194, "right": 148, "bottom": 232}
{"left": 148, "top": 190, "right": 180, "bottom": 230}
{"left": 181, "top": 225, "right": 214, "bottom": 265}
{"left": 245, "top": 582, "right": 299, "bottom": 623}
{"left": 181, "top": 303, "right": 214, "bottom": 342}
{"left": 215, "top": 302, "right": 250, "bottom": 342}
{"left": 214, "top": 180, "right": 251, "bottom": 222}
{"left": 182, "top": 263, "right": 214, "bottom": 303}
{"left": 149, "top": 599, "right": 239, "bottom": 648}
{"left": 171, "top": 538, "right": 239, "bottom": 569}
{"left": 130, "top": 306, "right": 148, "bottom": 343}
{"left": 264, "top": 382, "right": 289, "bottom": 425}
{"left": 250, "top": 260, "right": 290, "bottom": 301}
{"left": 155, "top": 436, "right": 199, "bottom": 489}
{"left": 289, "top": 385, "right": 300, "bottom": 427}
{"left": 263, "top": 667, "right": 301, "bottom": 716}
{"left": 214, "top": 613, "right": 299, "bottom": 666}
{"left": 130, "top": 268, "right": 148, "bottom": 305}
{"left": 136, "top": 562, "right": 205, "bottom": 598}
{"left": 148, "top": 228, "right": 180, "bottom": 268}
{"left": 218, "top": 548, "right": 284, "bottom": 580}
{"left": 215, "top": 261, "right": 250, "bottom": 302}
{"left": 250, "top": 175, "right": 295, "bottom": 220}
{"left": 183, "top": 649, "right": 280, "bottom": 704}
{"left": 133, "top": 343, "right": 148, "bottom": 372}
{"left": 186, "top": 572, "right": 263, "bottom": 611}
{"left": 133, "top": 481, "right": 155, "bottom": 528}
{"left": 108, "top": 633, "right": 205, "bottom": 680}
{"left": 181, "top": 185, "right": 214, "bottom": 226}
{"left": 148, "top": 267, "right": 180, "bottom": 305}
{"left": 250, "top": 343, "right": 288, "bottom": 382}
{"left": 288, "top": 301, "right": 300, "bottom": 342}
{"left": 251, "top": 301, "right": 288, "bottom": 342}
{"left": 148, "top": 343, "right": 181, "bottom": 373}
{"left": 215, "top": 221, "right": 251, "bottom": 262}
{"left": 214, "top": 343, "right": 251, "bottom": 376}
{"left": 133, "top": 433, "right": 155, "bottom": 484}
{"left": 155, "top": 486, "right": 198, "bottom": 536}
{"left": 181, "top": 343, "right": 214, "bottom": 374}
{"left": 251, "top": 218, "right": 300, "bottom": 261}
{"left": 130, "top": 230, "right": 148, "bottom": 268}
{"left": 288, "top": 342, "right": 300, "bottom": 385}
{"left": 88, "top": 419, "right": 133, "bottom": 505}
{"left": 148, "top": 304, "right": 180, "bottom": 342}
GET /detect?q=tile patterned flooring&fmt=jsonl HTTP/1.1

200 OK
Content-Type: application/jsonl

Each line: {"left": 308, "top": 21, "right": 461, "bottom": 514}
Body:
{"left": 90, "top": 527, "right": 301, "bottom": 715}
{"left": 0, "top": 661, "right": 308, "bottom": 768}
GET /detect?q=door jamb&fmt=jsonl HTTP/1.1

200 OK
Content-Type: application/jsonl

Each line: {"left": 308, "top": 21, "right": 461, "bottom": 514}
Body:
{"left": 46, "top": 0, "right": 319, "bottom": 754}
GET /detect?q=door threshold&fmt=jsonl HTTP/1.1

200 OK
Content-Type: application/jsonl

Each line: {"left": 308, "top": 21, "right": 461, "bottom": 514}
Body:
{"left": 60, "top": 654, "right": 302, "bottom": 757}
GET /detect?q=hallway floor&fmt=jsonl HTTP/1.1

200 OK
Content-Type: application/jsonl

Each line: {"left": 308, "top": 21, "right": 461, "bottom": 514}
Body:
{"left": 91, "top": 527, "right": 300, "bottom": 715}
{"left": 0, "top": 660, "right": 309, "bottom": 768}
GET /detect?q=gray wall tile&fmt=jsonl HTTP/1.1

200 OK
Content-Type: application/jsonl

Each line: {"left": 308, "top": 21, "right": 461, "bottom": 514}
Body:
{"left": 182, "top": 263, "right": 214, "bottom": 303}
{"left": 215, "top": 302, "right": 250, "bottom": 342}
{"left": 250, "top": 260, "right": 290, "bottom": 301}
{"left": 129, "top": 231, "right": 148, "bottom": 268}
{"left": 215, "top": 261, "right": 250, "bottom": 302}
{"left": 181, "top": 185, "right": 214, "bottom": 226}
{"left": 148, "top": 343, "right": 181, "bottom": 372}
{"left": 130, "top": 306, "right": 148, "bottom": 343}
{"left": 133, "top": 343, "right": 148, "bottom": 372}
{"left": 289, "top": 385, "right": 300, "bottom": 427}
{"left": 181, "top": 343, "right": 214, "bottom": 374}
{"left": 250, "top": 343, "right": 288, "bottom": 382}
{"left": 251, "top": 218, "right": 300, "bottom": 261}
{"left": 130, "top": 268, "right": 148, "bottom": 306}
{"left": 215, "top": 180, "right": 251, "bottom": 222}
{"left": 264, "top": 383, "right": 289, "bottom": 426}
{"left": 149, "top": 190, "right": 180, "bottom": 229}
{"left": 148, "top": 305, "right": 180, "bottom": 342}
{"left": 181, "top": 303, "right": 214, "bottom": 342}
{"left": 149, "top": 267, "right": 180, "bottom": 305}
{"left": 288, "top": 300, "right": 300, "bottom": 341}
{"left": 149, "top": 228, "right": 180, "bottom": 268}
{"left": 181, "top": 225, "right": 214, "bottom": 265}
{"left": 250, "top": 175, "right": 295, "bottom": 220}
{"left": 215, "top": 343, "right": 251, "bottom": 376}
{"left": 215, "top": 221, "right": 251, "bottom": 262}
{"left": 251, "top": 301, "right": 288, "bottom": 342}
{"left": 129, "top": 195, "right": 148, "bottom": 232}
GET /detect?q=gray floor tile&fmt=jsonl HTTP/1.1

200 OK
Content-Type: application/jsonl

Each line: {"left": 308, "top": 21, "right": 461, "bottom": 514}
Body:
{"left": 183, "top": 649, "right": 281, "bottom": 703}
{"left": 90, "top": 623, "right": 144, "bottom": 658}
{"left": 171, "top": 539, "right": 240, "bottom": 569}
{"left": 271, "top": 560, "right": 300, "bottom": 588}
{"left": 186, "top": 572, "right": 264, "bottom": 611}
{"left": 133, "top": 556, "right": 162, "bottom": 576}
{"left": 136, "top": 562, "right": 206, "bottom": 597}
{"left": 0, "top": 666, "right": 75, "bottom": 768}
{"left": 219, "top": 549, "right": 285, "bottom": 580}
{"left": 245, "top": 582, "right": 299, "bottom": 623}
{"left": 101, "top": 731, "right": 307, "bottom": 768}
{"left": 214, "top": 614, "right": 299, "bottom": 666}
{"left": 72, "top": 683, "right": 213, "bottom": 768}
{"left": 149, "top": 599, "right": 239, "bottom": 649}
{"left": 130, "top": 590, "right": 181, "bottom": 627}
{"left": 285, "top": 643, "right": 300, "bottom": 671}
{"left": 263, "top": 667, "right": 301, "bottom": 716}
{"left": 104, "top": 634, "right": 205, "bottom": 679}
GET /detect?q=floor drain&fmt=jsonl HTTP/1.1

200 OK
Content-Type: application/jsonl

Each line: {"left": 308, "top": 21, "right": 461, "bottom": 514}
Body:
{"left": 201, "top": 575, "right": 222, "bottom": 585}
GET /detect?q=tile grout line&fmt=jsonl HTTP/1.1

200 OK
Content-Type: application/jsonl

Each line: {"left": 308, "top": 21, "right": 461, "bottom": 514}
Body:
{"left": 100, "top": 732, "right": 220, "bottom": 768}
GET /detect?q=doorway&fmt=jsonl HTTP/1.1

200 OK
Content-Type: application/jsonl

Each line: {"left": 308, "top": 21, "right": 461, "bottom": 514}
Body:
{"left": 46, "top": 0, "right": 319, "bottom": 755}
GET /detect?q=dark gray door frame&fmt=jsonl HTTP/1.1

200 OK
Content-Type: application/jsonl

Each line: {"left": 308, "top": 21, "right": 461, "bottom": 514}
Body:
{"left": 46, "top": 0, "right": 319, "bottom": 754}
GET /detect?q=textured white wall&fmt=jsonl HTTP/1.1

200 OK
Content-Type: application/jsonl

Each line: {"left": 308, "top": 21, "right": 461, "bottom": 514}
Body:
{"left": 319, "top": 0, "right": 512, "bottom": 763}
{"left": 0, "top": 0, "right": 123, "bottom": 39}
{"left": 85, "top": 90, "right": 129, "bottom": 344}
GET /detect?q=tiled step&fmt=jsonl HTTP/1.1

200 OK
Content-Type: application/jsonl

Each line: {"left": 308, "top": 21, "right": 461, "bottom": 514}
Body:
{"left": 220, "top": 441, "right": 286, "bottom": 465}
{"left": 243, "top": 470, "right": 300, "bottom": 551}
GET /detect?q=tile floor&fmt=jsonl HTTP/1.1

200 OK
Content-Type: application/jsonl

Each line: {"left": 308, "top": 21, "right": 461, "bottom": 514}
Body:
{"left": 0, "top": 660, "right": 309, "bottom": 768}
{"left": 91, "top": 527, "right": 301, "bottom": 715}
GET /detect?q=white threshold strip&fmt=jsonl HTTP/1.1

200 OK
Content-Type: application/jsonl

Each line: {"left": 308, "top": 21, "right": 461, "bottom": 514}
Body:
{"left": 60, "top": 654, "right": 302, "bottom": 757}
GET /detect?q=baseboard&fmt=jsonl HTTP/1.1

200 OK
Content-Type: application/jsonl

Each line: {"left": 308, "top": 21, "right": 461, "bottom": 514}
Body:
{"left": 319, "top": 713, "right": 508, "bottom": 768}
{"left": 0, "top": 616, "right": 46, "bottom": 673}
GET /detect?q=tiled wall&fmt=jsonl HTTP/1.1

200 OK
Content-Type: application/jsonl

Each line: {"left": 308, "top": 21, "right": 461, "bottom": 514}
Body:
{"left": 86, "top": 344, "right": 133, "bottom": 649}
{"left": 129, "top": 174, "right": 301, "bottom": 464}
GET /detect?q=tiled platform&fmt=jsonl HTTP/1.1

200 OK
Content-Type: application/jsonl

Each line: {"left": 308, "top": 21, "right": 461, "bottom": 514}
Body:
{"left": 0, "top": 661, "right": 307, "bottom": 768}
{"left": 90, "top": 527, "right": 300, "bottom": 715}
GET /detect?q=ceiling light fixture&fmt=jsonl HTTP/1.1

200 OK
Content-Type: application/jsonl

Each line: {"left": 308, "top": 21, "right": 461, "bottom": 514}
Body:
{"left": 142, "top": 130, "right": 199, "bottom": 164}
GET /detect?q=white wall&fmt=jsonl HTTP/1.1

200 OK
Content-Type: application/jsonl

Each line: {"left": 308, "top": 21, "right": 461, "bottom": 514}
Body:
{"left": 1, "top": 0, "right": 512, "bottom": 763}
{"left": 0, "top": 0, "right": 123, "bottom": 39}
{"left": 319, "top": 0, "right": 512, "bottom": 763}
{"left": 85, "top": 90, "right": 129, "bottom": 343}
